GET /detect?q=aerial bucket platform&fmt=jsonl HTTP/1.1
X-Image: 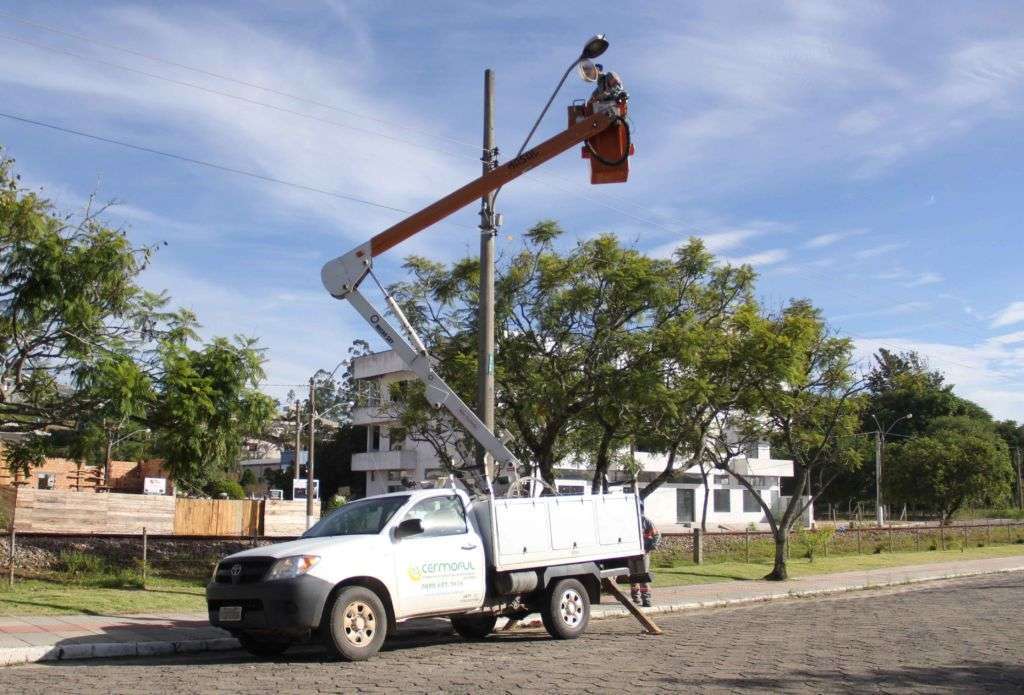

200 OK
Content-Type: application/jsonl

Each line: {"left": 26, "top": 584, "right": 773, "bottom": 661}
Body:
{"left": 572, "top": 61, "right": 634, "bottom": 184}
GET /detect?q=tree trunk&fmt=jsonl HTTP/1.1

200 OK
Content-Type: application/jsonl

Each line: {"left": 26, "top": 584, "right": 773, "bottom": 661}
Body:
{"left": 699, "top": 464, "right": 710, "bottom": 533}
{"left": 591, "top": 423, "right": 616, "bottom": 494}
{"left": 765, "top": 528, "right": 788, "bottom": 580}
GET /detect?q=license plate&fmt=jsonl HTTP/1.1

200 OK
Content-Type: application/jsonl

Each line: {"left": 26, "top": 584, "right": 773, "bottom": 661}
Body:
{"left": 218, "top": 606, "right": 243, "bottom": 622}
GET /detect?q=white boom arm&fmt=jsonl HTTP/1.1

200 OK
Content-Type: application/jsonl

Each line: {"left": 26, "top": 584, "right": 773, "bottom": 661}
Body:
{"left": 320, "top": 108, "right": 622, "bottom": 489}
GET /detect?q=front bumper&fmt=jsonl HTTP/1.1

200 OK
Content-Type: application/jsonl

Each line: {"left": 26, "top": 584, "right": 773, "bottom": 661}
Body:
{"left": 206, "top": 574, "right": 334, "bottom": 633}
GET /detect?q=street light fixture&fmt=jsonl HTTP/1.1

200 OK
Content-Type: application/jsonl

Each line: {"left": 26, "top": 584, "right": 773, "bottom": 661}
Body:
{"left": 871, "top": 413, "right": 912, "bottom": 526}
{"left": 498, "top": 33, "right": 613, "bottom": 193}
{"left": 582, "top": 34, "right": 609, "bottom": 60}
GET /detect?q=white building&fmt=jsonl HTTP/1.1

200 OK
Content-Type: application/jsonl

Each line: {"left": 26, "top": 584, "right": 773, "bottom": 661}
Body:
{"left": 350, "top": 349, "right": 802, "bottom": 529}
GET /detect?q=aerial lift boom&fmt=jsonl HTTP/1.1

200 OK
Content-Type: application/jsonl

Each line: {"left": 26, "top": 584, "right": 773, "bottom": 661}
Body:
{"left": 321, "top": 77, "right": 631, "bottom": 491}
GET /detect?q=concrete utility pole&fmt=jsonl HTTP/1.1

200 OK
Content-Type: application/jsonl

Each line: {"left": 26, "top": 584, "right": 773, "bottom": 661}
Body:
{"left": 1016, "top": 447, "right": 1023, "bottom": 510}
{"left": 875, "top": 431, "right": 884, "bottom": 527}
{"left": 306, "top": 377, "right": 316, "bottom": 529}
{"left": 476, "top": 68, "right": 497, "bottom": 480}
{"left": 293, "top": 399, "right": 301, "bottom": 489}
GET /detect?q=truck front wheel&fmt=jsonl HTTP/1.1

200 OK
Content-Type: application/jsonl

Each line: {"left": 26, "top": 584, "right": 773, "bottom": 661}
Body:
{"left": 450, "top": 614, "right": 498, "bottom": 640}
{"left": 541, "top": 578, "right": 590, "bottom": 640}
{"left": 326, "top": 586, "right": 388, "bottom": 661}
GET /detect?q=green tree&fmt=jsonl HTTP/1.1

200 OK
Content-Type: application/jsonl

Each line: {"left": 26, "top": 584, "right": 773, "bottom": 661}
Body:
{"left": 390, "top": 225, "right": 754, "bottom": 488}
{"left": 711, "top": 301, "right": 864, "bottom": 580}
{"left": 886, "top": 421, "right": 1012, "bottom": 523}
{"left": 0, "top": 152, "right": 173, "bottom": 432}
{"left": 151, "top": 336, "right": 275, "bottom": 490}
{"left": 2, "top": 433, "right": 47, "bottom": 477}
{"left": 239, "top": 468, "right": 257, "bottom": 487}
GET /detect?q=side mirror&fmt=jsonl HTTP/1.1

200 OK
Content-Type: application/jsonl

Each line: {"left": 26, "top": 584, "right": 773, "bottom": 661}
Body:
{"left": 395, "top": 517, "right": 424, "bottom": 540}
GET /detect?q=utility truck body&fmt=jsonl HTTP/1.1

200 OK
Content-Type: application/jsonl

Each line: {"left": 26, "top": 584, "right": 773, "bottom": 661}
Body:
{"left": 207, "top": 488, "right": 644, "bottom": 659}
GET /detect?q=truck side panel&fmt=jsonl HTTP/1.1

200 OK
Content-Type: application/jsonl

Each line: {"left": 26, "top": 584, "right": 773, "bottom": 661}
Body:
{"left": 474, "top": 492, "right": 644, "bottom": 573}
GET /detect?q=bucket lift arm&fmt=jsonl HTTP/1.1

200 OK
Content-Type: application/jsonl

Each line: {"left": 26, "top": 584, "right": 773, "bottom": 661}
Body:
{"left": 321, "top": 108, "right": 622, "bottom": 484}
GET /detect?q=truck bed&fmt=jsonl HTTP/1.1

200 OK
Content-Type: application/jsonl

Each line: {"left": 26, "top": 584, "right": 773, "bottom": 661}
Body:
{"left": 472, "top": 492, "right": 644, "bottom": 572}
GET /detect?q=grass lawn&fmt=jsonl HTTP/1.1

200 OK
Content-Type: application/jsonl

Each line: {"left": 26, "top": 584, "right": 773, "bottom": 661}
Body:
{"left": 653, "top": 543, "right": 1024, "bottom": 587}
{"left": 0, "top": 575, "right": 206, "bottom": 616}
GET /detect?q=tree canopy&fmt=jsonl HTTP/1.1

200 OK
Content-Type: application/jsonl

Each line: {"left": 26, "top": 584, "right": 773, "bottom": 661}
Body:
{"left": 0, "top": 151, "right": 275, "bottom": 490}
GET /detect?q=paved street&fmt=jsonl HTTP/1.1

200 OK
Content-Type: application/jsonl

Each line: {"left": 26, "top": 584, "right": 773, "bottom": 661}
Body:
{"left": 1, "top": 571, "right": 1021, "bottom": 694}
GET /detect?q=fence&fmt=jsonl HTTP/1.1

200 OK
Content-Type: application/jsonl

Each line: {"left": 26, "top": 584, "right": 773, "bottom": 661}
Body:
{"left": 657, "top": 521, "right": 1024, "bottom": 566}
{"left": 0, "top": 488, "right": 316, "bottom": 537}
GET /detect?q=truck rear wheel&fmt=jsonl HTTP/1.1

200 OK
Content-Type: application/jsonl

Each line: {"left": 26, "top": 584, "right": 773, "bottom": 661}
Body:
{"left": 450, "top": 614, "right": 498, "bottom": 640}
{"left": 326, "top": 586, "right": 388, "bottom": 661}
{"left": 541, "top": 578, "right": 590, "bottom": 640}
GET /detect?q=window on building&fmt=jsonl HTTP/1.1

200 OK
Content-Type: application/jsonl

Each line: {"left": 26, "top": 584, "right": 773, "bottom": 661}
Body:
{"left": 743, "top": 490, "right": 761, "bottom": 513}
{"left": 713, "top": 489, "right": 731, "bottom": 513}
{"left": 371, "top": 425, "right": 381, "bottom": 451}
{"left": 400, "top": 495, "right": 468, "bottom": 537}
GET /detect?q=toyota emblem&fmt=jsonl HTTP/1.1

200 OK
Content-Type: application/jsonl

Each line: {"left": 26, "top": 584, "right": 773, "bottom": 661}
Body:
{"left": 230, "top": 564, "right": 242, "bottom": 577}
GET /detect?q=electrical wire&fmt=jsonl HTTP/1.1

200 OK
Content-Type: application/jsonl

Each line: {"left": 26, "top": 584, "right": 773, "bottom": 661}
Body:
{"left": 0, "top": 22, "right": 1013, "bottom": 383}
{"left": 0, "top": 32, "right": 469, "bottom": 162}
{"left": 0, "top": 111, "right": 412, "bottom": 214}
{"left": 0, "top": 10, "right": 482, "bottom": 152}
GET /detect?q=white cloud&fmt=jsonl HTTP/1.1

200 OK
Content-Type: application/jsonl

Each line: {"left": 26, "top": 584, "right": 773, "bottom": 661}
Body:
{"left": 648, "top": 228, "right": 763, "bottom": 259}
{"left": 804, "top": 229, "right": 866, "bottom": 249}
{"left": 854, "top": 242, "right": 907, "bottom": 260}
{"left": 854, "top": 335, "right": 1024, "bottom": 421}
{"left": 992, "top": 301, "right": 1024, "bottom": 328}
{"left": 723, "top": 249, "right": 789, "bottom": 267}
{"left": 903, "top": 272, "right": 943, "bottom": 287}
{"left": 989, "top": 331, "right": 1024, "bottom": 346}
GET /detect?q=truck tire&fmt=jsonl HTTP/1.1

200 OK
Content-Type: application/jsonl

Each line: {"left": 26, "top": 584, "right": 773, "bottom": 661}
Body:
{"left": 450, "top": 614, "right": 498, "bottom": 640}
{"left": 325, "top": 585, "right": 388, "bottom": 661}
{"left": 238, "top": 632, "right": 290, "bottom": 658}
{"left": 541, "top": 577, "right": 590, "bottom": 640}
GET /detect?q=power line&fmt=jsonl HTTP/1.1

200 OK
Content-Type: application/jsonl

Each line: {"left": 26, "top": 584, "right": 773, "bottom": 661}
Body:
{"left": 0, "top": 10, "right": 482, "bottom": 152}
{"left": 0, "top": 19, "right": 682, "bottom": 233}
{"left": 0, "top": 26, "right": 1013, "bottom": 382}
{"left": 0, "top": 32, "right": 471, "bottom": 162}
{"left": 0, "top": 110, "right": 413, "bottom": 214}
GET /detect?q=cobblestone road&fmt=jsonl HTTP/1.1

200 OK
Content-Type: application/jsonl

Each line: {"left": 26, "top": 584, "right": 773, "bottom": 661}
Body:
{"left": 1, "top": 572, "right": 1021, "bottom": 694}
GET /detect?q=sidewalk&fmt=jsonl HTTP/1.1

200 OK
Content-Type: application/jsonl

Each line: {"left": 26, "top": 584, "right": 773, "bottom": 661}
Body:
{"left": 1, "top": 554, "right": 1022, "bottom": 667}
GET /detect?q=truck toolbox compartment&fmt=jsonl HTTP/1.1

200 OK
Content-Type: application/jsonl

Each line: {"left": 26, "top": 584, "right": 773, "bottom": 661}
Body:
{"left": 475, "top": 492, "right": 643, "bottom": 572}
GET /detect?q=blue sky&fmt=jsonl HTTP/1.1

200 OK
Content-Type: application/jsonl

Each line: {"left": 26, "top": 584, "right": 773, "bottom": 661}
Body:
{"left": 1, "top": 1, "right": 1023, "bottom": 421}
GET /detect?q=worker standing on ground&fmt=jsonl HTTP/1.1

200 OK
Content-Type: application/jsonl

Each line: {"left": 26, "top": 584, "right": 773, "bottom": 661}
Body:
{"left": 631, "top": 504, "right": 661, "bottom": 607}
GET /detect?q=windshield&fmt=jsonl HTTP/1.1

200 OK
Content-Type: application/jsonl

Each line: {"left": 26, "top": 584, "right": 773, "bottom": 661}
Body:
{"left": 303, "top": 495, "right": 410, "bottom": 538}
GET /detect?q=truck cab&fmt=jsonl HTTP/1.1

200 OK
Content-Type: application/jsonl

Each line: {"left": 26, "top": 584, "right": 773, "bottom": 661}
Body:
{"left": 207, "top": 488, "right": 643, "bottom": 660}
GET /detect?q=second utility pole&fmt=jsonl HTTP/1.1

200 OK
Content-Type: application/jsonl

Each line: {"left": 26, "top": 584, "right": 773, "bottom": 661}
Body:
{"left": 306, "top": 377, "right": 316, "bottom": 529}
{"left": 476, "top": 68, "right": 497, "bottom": 481}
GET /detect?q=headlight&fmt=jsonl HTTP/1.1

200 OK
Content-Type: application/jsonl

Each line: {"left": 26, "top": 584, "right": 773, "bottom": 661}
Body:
{"left": 265, "top": 555, "right": 321, "bottom": 581}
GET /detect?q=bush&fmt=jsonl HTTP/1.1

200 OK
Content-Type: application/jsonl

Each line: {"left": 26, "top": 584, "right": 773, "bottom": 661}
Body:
{"left": 56, "top": 550, "right": 105, "bottom": 577}
{"left": 205, "top": 479, "right": 246, "bottom": 499}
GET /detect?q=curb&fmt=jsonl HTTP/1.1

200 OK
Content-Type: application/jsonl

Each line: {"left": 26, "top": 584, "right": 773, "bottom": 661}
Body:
{"left": 3, "top": 564, "right": 1022, "bottom": 666}
{"left": 0, "top": 637, "right": 240, "bottom": 667}
{"left": 506, "top": 564, "right": 1024, "bottom": 629}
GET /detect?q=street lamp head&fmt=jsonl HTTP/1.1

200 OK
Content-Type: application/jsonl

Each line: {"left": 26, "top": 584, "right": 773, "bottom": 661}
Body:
{"left": 905, "top": 413, "right": 913, "bottom": 419}
{"left": 581, "top": 34, "right": 609, "bottom": 60}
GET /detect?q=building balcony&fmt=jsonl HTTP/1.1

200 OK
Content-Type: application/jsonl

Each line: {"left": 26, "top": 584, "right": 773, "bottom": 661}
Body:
{"left": 351, "top": 449, "right": 417, "bottom": 472}
{"left": 351, "top": 403, "right": 398, "bottom": 426}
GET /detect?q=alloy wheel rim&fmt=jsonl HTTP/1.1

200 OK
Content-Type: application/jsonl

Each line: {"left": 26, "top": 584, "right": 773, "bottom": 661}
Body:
{"left": 342, "top": 601, "right": 376, "bottom": 646}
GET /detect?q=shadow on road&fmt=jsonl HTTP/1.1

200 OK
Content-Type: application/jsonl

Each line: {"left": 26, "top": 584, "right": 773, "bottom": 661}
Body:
{"left": 651, "top": 662, "right": 1024, "bottom": 692}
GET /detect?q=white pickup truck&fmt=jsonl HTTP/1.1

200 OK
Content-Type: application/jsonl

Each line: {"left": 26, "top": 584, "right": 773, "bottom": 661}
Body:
{"left": 207, "top": 487, "right": 646, "bottom": 660}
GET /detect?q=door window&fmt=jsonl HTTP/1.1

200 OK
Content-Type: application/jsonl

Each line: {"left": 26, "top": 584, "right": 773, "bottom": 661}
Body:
{"left": 400, "top": 495, "right": 467, "bottom": 537}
